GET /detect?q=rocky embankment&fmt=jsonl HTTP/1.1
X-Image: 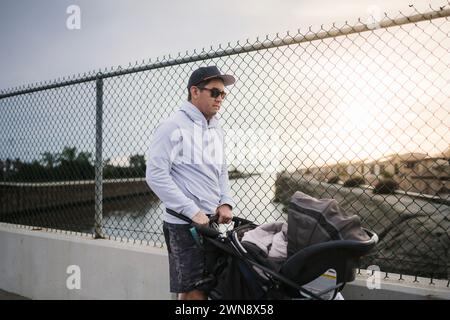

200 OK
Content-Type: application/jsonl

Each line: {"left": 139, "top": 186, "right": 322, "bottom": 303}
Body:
{"left": 275, "top": 171, "right": 450, "bottom": 279}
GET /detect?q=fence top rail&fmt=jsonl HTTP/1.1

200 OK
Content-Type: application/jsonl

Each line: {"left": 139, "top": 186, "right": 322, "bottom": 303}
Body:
{"left": 1, "top": 3, "right": 449, "bottom": 100}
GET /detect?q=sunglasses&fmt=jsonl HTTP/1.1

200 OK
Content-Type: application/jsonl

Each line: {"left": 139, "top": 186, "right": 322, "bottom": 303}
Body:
{"left": 197, "top": 87, "right": 227, "bottom": 99}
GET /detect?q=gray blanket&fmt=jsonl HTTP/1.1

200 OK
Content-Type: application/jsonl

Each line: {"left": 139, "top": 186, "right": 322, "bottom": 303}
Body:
{"left": 241, "top": 221, "right": 288, "bottom": 259}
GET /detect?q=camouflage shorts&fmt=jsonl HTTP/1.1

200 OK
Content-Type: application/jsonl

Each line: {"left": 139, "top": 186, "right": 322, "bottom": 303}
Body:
{"left": 163, "top": 221, "right": 205, "bottom": 293}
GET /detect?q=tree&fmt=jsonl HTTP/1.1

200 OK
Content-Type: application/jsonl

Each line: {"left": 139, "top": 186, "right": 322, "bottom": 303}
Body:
{"left": 76, "top": 151, "right": 92, "bottom": 164}
{"left": 373, "top": 179, "right": 399, "bottom": 194}
{"left": 343, "top": 176, "right": 365, "bottom": 187}
{"left": 129, "top": 154, "right": 145, "bottom": 169}
{"left": 54, "top": 147, "right": 94, "bottom": 181}
{"left": 129, "top": 154, "right": 146, "bottom": 177}
{"left": 4, "top": 158, "right": 12, "bottom": 180}
{"left": 12, "top": 158, "right": 22, "bottom": 172}
{"left": 0, "top": 160, "right": 4, "bottom": 181}
{"left": 41, "top": 152, "right": 57, "bottom": 168}
{"left": 59, "top": 147, "right": 77, "bottom": 163}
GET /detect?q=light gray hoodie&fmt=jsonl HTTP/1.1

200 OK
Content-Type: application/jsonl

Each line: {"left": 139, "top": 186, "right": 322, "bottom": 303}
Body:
{"left": 146, "top": 101, "right": 235, "bottom": 224}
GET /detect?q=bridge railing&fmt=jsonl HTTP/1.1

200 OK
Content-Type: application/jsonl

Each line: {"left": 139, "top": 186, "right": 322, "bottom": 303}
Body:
{"left": 1, "top": 2, "right": 449, "bottom": 282}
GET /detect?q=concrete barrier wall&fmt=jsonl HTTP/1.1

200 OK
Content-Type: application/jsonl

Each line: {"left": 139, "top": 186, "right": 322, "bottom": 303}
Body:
{"left": 342, "top": 271, "right": 450, "bottom": 300}
{"left": 1, "top": 222, "right": 448, "bottom": 300}
{"left": 0, "top": 223, "right": 171, "bottom": 300}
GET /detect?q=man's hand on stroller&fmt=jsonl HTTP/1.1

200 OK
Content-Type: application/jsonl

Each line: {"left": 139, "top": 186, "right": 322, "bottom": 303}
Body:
{"left": 216, "top": 204, "right": 233, "bottom": 224}
{"left": 192, "top": 211, "right": 210, "bottom": 225}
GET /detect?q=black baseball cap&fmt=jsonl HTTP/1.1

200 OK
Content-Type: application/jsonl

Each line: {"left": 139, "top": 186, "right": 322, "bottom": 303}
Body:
{"left": 187, "top": 66, "right": 235, "bottom": 89}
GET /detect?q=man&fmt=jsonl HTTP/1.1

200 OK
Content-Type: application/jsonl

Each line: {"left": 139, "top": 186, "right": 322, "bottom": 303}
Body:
{"left": 146, "top": 66, "right": 236, "bottom": 300}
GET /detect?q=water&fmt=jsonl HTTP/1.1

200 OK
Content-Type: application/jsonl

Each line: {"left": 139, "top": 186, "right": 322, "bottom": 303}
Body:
{"left": 101, "top": 173, "right": 286, "bottom": 245}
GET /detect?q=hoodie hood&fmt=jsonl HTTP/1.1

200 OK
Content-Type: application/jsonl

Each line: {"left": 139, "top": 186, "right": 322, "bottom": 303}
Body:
{"left": 180, "top": 101, "right": 219, "bottom": 129}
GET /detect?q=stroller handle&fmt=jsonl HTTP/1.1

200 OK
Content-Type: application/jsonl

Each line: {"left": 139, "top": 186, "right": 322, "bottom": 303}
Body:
{"left": 165, "top": 208, "right": 223, "bottom": 238}
{"left": 194, "top": 223, "right": 221, "bottom": 238}
{"left": 165, "top": 208, "right": 255, "bottom": 238}
{"left": 195, "top": 214, "right": 254, "bottom": 238}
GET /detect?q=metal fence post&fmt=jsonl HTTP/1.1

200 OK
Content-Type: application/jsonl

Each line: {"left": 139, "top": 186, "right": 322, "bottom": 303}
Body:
{"left": 94, "top": 76, "right": 104, "bottom": 239}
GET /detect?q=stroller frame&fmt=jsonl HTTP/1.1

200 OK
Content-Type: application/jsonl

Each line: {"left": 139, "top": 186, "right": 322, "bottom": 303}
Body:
{"left": 166, "top": 209, "right": 378, "bottom": 300}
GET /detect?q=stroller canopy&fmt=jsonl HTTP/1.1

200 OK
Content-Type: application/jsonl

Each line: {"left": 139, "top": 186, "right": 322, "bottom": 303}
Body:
{"left": 287, "top": 191, "right": 370, "bottom": 257}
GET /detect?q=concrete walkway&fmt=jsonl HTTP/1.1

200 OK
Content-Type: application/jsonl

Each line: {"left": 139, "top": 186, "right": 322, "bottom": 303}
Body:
{"left": 0, "top": 289, "right": 29, "bottom": 300}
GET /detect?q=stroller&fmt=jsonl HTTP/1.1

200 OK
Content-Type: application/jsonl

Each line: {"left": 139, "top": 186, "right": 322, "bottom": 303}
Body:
{"left": 167, "top": 192, "right": 378, "bottom": 300}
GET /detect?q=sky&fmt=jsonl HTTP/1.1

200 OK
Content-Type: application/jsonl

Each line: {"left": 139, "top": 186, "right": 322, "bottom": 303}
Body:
{"left": 0, "top": 0, "right": 449, "bottom": 172}
{"left": 1, "top": 0, "right": 448, "bottom": 90}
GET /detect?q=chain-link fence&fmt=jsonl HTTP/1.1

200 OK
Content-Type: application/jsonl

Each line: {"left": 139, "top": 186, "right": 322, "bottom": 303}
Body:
{"left": 1, "top": 4, "right": 449, "bottom": 282}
